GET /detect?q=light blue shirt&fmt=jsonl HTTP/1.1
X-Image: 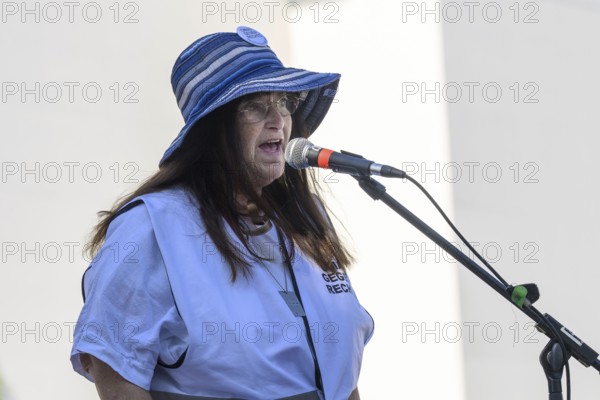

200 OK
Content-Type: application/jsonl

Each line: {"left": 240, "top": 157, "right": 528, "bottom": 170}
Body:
{"left": 71, "top": 186, "right": 374, "bottom": 399}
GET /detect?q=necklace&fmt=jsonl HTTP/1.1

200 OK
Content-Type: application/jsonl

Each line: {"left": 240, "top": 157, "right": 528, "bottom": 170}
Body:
{"left": 268, "top": 228, "right": 306, "bottom": 318}
{"left": 261, "top": 262, "right": 288, "bottom": 292}
{"left": 258, "top": 248, "right": 306, "bottom": 316}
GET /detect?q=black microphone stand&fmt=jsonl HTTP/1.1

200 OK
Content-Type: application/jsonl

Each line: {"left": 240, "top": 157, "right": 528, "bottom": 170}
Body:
{"left": 352, "top": 174, "right": 600, "bottom": 399}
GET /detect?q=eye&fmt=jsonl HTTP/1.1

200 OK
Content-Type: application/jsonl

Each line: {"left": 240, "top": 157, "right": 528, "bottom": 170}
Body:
{"left": 281, "top": 96, "right": 300, "bottom": 113}
{"left": 243, "top": 101, "right": 268, "bottom": 114}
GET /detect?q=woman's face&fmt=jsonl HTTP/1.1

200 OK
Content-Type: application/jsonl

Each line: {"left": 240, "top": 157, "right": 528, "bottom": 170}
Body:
{"left": 235, "top": 92, "right": 296, "bottom": 192}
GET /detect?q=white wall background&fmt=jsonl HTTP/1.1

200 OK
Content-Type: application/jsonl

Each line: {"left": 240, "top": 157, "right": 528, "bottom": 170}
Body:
{"left": 442, "top": 0, "right": 600, "bottom": 399}
{"left": 0, "top": 0, "right": 598, "bottom": 399}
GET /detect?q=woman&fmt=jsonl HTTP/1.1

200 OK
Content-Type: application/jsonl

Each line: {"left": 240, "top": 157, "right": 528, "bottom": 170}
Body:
{"left": 70, "top": 27, "right": 374, "bottom": 400}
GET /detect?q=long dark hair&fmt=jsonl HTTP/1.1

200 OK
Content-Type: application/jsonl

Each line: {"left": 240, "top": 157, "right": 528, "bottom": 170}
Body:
{"left": 87, "top": 98, "right": 353, "bottom": 280}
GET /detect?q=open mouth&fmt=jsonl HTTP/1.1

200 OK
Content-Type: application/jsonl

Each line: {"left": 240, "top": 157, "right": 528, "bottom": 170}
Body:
{"left": 258, "top": 139, "right": 283, "bottom": 153}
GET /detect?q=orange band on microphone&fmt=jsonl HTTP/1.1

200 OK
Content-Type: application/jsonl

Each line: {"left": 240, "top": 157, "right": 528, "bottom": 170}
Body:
{"left": 317, "top": 149, "right": 334, "bottom": 169}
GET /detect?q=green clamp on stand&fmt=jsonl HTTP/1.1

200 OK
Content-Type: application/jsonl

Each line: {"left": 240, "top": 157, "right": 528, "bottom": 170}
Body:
{"left": 509, "top": 283, "right": 540, "bottom": 308}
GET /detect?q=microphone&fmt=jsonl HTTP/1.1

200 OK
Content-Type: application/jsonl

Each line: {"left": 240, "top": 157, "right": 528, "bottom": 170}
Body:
{"left": 284, "top": 138, "right": 405, "bottom": 178}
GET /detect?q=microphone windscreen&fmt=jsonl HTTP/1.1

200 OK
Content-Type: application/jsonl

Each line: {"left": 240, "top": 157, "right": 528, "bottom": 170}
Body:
{"left": 285, "top": 138, "right": 312, "bottom": 169}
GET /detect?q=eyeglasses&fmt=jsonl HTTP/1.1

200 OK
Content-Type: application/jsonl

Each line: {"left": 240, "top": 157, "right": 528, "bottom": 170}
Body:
{"left": 238, "top": 94, "right": 301, "bottom": 123}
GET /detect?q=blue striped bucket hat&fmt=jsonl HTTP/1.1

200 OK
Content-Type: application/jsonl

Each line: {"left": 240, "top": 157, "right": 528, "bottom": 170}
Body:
{"left": 159, "top": 26, "right": 341, "bottom": 166}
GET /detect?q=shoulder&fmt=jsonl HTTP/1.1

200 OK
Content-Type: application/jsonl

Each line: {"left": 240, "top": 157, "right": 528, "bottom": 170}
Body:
{"left": 122, "top": 185, "right": 196, "bottom": 217}
{"left": 110, "top": 185, "right": 201, "bottom": 233}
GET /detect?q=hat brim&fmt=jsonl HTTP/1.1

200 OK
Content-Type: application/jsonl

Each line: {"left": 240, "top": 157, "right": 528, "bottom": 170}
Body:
{"left": 159, "top": 67, "right": 340, "bottom": 166}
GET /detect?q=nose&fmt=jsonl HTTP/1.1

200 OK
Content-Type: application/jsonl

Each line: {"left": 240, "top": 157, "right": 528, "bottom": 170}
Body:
{"left": 264, "top": 104, "right": 286, "bottom": 130}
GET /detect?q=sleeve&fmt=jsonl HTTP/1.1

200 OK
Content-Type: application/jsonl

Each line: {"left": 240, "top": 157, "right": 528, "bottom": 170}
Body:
{"left": 70, "top": 202, "right": 187, "bottom": 390}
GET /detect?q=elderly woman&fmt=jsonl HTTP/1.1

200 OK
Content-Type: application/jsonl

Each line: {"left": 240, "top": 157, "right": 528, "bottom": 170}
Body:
{"left": 70, "top": 27, "right": 374, "bottom": 400}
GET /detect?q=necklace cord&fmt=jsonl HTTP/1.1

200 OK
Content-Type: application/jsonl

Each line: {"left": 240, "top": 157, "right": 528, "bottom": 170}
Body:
{"left": 276, "top": 227, "right": 325, "bottom": 395}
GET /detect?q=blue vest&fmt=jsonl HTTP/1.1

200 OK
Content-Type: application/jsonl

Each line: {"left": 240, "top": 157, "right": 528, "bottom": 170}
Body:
{"left": 71, "top": 186, "right": 374, "bottom": 399}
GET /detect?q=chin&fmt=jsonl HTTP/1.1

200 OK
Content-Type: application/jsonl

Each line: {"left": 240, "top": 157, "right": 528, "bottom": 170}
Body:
{"left": 255, "top": 164, "right": 285, "bottom": 188}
